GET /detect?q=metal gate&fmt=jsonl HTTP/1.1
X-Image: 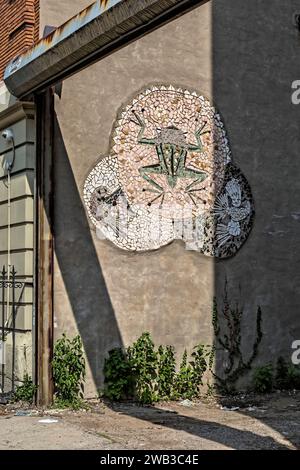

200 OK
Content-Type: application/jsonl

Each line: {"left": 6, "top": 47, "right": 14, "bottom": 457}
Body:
{"left": 0, "top": 266, "right": 26, "bottom": 402}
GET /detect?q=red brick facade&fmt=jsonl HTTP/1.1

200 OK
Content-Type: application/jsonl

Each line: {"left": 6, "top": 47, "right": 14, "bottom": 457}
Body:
{"left": 0, "top": 0, "right": 39, "bottom": 79}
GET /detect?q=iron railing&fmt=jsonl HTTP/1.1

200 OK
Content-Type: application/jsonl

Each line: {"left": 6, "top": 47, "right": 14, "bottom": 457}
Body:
{"left": 0, "top": 266, "right": 26, "bottom": 402}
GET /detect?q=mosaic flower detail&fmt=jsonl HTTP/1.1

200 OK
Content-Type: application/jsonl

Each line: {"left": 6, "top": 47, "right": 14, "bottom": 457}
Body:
{"left": 202, "top": 164, "right": 254, "bottom": 258}
{"left": 83, "top": 85, "right": 254, "bottom": 257}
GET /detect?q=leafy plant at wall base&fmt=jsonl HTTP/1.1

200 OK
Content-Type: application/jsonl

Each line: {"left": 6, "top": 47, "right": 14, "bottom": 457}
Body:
{"left": 157, "top": 345, "right": 177, "bottom": 400}
{"left": 211, "top": 280, "right": 263, "bottom": 394}
{"left": 253, "top": 364, "right": 273, "bottom": 393}
{"left": 102, "top": 333, "right": 214, "bottom": 404}
{"left": 275, "top": 357, "right": 300, "bottom": 390}
{"left": 13, "top": 374, "right": 37, "bottom": 404}
{"left": 52, "top": 334, "right": 86, "bottom": 409}
{"left": 208, "top": 345, "right": 216, "bottom": 372}
{"left": 103, "top": 348, "right": 134, "bottom": 400}
{"left": 127, "top": 332, "right": 158, "bottom": 404}
{"left": 174, "top": 345, "right": 212, "bottom": 399}
{"left": 285, "top": 365, "right": 300, "bottom": 389}
{"left": 174, "top": 350, "right": 198, "bottom": 400}
{"left": 190, "top": 344, "right": 211, "bottom": 387}
{"left": 206, "top": 383, "right": 216, "bottom": 396}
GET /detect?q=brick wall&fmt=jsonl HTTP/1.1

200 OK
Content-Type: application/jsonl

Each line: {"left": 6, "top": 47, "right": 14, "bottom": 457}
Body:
{"left": 0, "top": 0, "right": 39, "bottom": 79}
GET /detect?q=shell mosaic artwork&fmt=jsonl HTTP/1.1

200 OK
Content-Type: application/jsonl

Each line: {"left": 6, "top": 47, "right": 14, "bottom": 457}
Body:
{"left": 83, "top": 85, "right": 254, "bottom": 257}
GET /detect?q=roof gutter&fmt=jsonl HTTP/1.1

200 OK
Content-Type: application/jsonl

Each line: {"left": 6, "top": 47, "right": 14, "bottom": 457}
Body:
{"left": 4, "top": 0, "right": 207, "bottom": 99}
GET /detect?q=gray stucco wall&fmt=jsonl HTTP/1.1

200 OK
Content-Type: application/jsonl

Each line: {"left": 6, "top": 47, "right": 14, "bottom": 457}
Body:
{"left": 41, "top": 0, "right": 300, "bottom": 395}
{"left": 45, "top": 0, "right": 214, "bottom": 396}
{"left": 213, "top": 0, "right": 300, "bottom": 373}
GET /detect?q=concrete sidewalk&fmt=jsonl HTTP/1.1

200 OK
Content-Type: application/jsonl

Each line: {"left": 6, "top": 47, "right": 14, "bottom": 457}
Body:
{"left": 0, "top": 392, "right": 299, "bottom": 450}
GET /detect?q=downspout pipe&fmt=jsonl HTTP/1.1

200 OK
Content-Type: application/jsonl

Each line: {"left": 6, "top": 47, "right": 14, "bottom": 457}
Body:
{"left": 1, "top": 129, "right": 16, "bottom": 335}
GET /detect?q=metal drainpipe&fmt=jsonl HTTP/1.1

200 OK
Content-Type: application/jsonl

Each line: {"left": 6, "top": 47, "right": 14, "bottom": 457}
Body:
{"left": 7, "top": 170, "right": 11, "bottom": 324}
{"left": 5, "top": 134, "right": 16, "bottom": 331}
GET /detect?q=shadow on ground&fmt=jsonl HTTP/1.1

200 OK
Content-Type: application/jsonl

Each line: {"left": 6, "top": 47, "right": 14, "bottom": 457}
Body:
{"left": 103, "top": 392, "right": 300, "bottom": 450}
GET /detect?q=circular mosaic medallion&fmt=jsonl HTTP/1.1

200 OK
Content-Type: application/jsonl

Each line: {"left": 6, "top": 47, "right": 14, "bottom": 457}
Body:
{"left": 83, "top": 85, "right": 254, "bottom": 257}
{"left": 112, "top": 85, "right": 231, "bottom": 220}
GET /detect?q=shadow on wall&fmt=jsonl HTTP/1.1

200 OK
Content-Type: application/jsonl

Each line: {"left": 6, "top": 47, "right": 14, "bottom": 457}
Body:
{"left": 213, "top": 0, "right": 300, "bottom": 379}
{"left": 212, "top": 0, "right": 300, "bottom": 449}
{"left": 53, "top": 116, "right": 123, "bottom": 393}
